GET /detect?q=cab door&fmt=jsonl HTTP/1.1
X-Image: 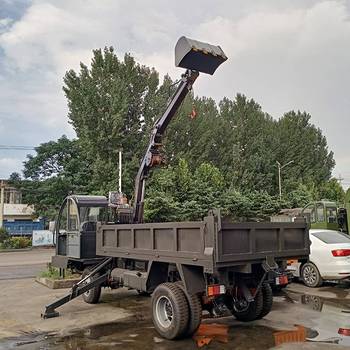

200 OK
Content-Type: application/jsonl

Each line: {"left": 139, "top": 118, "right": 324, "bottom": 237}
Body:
{"left": 66, "top": 199, "right": 81, "bottom": 258}
{"left": 56, "top": 199, "right": 68, "bottom": 256}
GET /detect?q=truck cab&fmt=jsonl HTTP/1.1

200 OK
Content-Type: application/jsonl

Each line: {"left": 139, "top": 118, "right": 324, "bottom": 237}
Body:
{"left": 302, "top": 200, "right": 339, "bottom": 231}
{"left": 52, "top": 195, "right": 108, "bottom": 272}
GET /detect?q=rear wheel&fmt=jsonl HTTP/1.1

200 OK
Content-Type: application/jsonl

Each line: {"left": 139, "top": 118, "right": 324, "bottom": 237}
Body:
{"left": 301, "top": 262, "right": 323, "bottom": 288}
{"left": 81, "top": 269, "right": 102, "bottom": 304}
{"left": 257, "top": 283, "right": 273, "bottom": 319}
{"left": 232, "top": 288, "right": 263, "bottom": 322}
{"left": 151, "top": 282, "right": 189, "bottom": 339}
{"left": 175, "top": 281, "right": 202, "bottom": 336}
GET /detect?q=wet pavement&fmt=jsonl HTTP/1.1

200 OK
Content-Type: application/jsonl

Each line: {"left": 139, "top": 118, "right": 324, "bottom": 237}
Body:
{"left": 1, "top": 284, "right": 349, "bottom": 350}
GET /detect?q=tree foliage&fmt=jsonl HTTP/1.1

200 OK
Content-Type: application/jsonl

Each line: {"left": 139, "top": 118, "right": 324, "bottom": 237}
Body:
{"left": 12, "top": 48, "right": 337, "bottom": 220}
{"left": 9, "top": 136, "right": 90, "bottom": 218}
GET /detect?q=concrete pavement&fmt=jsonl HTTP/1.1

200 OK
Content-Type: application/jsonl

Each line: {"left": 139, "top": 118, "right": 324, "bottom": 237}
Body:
{"left": 0, "top": 248, "right": 54, "bottom": 267}
{"left": 0, "top": 249, "right": 349, "bottom": 349}
{"left": 0, "top": 248, "right": 54, "bottom": 280}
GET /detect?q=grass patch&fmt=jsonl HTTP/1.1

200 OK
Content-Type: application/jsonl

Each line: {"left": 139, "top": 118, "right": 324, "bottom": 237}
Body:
{"left": 39, "top": 263, "right": 79, "bottom": 280}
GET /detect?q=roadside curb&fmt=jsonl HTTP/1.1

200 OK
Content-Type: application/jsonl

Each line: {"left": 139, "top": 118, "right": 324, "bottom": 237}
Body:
{"left": 0, "top": 248, "right": 33, "bottom": 253}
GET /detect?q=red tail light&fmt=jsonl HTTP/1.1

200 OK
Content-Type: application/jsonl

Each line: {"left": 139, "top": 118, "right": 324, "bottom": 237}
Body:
{"left": 332, "top": 249, "right": 350, "bottom": 257}
{"left": 207, "top": 284, "right": 226, "bottom": 297}
{"left": 338, "top": 328, "right": 350, "bottom": 336}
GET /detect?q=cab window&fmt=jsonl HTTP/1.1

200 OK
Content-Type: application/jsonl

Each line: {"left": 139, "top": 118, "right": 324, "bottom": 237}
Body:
{"left": 58, "top": 200, "right": 68, "bottom": 234}
{"left": 68, "top": 200, "right": 79, "bottom": 231}
{"left": 304, "top": 204, "right": 316, "bottom": 223}
{"left": 316, "top": 203, "right": 325, "bottom": 222}
{"left": 326, "top": 206, "right": 337, "bottom": 224}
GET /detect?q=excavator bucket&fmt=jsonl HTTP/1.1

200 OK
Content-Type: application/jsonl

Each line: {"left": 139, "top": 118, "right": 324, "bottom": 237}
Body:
{"left": 175, "top": 36, "right": 227, "bottom": 75}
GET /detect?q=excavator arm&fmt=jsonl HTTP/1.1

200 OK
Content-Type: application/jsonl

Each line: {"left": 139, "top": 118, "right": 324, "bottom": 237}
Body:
{"left": 132, "top": 36, "right": 228, "bottom": 223}
{"left": 133, "top": 69, "right": 199, "bottom": 223}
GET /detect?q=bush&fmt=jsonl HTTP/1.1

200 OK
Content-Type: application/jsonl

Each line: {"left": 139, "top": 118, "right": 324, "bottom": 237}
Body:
{"left": 0, "top": 227, "right": 9, "bottom": 243}
{"left": 0, "top": 236, "right": 32, "bottom": 249}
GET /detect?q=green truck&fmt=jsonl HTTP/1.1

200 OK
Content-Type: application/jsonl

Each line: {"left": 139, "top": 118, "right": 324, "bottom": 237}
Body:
{"left": 301, "top": 189, "right": 350, "bottom": 233}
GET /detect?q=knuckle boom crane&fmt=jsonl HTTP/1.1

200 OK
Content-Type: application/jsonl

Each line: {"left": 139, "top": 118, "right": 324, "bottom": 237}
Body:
{"left": 115, "top": 36, "right": 228, "bottom": 223}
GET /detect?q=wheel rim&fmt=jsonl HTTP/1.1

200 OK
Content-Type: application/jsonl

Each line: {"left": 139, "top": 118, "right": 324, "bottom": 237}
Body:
{"left": 303, "top": 265, "right": 317, "bottom": 285}
{"left": 155, "top": 296, "right": 173, "bottom": 329}
{"left": 84, "top": 277, "right": 91, "bottom": 297}
{"left": 233, "top": 298, "right": 249, "bottom": 313}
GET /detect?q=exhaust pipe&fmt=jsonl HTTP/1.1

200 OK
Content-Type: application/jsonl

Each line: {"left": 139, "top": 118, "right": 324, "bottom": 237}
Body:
{"left": 175, "top": 36, "right": 227, "bottom": 75}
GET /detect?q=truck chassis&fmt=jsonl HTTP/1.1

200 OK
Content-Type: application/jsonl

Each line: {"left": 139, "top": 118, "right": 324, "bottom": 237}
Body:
{"left": 44, "top": 211, "right": 309, "bottom": 339}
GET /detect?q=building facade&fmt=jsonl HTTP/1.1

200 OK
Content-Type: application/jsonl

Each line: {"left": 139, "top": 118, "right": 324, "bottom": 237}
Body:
{"left": 0, "top": 180, "right": 45, "bottom": 235}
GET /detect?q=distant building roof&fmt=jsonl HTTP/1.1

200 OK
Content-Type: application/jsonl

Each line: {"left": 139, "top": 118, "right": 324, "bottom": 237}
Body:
{"left": 279, "top": 208, "right": 302, "bottom": 216}
{"left": 4, "top": 204, "right": 34, "bottom": 216}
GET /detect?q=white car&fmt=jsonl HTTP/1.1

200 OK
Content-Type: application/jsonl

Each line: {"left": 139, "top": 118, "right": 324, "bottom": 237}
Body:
{"left": 290, "top": 229, "right": 350, "bottom": 287}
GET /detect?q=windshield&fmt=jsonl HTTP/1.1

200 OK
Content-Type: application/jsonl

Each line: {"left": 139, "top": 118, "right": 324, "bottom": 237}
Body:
{"left": 312, "top": 230, "right": 350, "bottom": 244}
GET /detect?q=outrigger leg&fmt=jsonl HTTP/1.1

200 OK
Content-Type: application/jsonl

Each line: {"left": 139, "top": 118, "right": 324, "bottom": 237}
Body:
{"left": 41, "top": 257, "right": 113, "bottom": 319}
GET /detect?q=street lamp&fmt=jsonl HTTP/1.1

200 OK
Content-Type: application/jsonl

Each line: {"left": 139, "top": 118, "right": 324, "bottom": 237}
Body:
{"left": 276, "top": 160, "right": 294, "bottom": 200}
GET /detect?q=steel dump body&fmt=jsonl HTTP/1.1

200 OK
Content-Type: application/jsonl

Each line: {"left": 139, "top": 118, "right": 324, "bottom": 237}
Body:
{"left": 96, "top": 213, "right": 309, "bottom": 273}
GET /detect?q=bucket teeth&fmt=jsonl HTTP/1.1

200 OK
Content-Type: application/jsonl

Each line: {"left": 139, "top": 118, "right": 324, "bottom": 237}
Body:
{"left": 175, "top": 36, "right": 227, "bottom": 75}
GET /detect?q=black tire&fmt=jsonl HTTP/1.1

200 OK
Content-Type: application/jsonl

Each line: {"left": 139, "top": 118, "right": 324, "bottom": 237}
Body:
{"left": 232, "top": 288, "right": 263, "bottom": 322}
{"left": 257, "top": 283, "right": 273, "bottom": 319}
{"left": 175, "top": 281, "right": 202, "bottom": 336}
{"left": 151, "top": 282, "right": 189, "bottom": 340}
{"left": 301, "top": 262, "right": 323, "bottom": 288}
{"left": 81, "top": 269, "right": 102, "bottom": 304}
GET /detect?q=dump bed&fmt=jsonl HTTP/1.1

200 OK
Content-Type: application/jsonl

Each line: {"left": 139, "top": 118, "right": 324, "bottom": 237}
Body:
{"left": 96, "top": 212, "right": 309, "bottom": 273}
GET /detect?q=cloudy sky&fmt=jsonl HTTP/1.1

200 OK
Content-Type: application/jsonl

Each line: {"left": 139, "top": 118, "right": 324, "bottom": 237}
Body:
{"left": 0, "top": 0, "right": 349, "bottom": 189}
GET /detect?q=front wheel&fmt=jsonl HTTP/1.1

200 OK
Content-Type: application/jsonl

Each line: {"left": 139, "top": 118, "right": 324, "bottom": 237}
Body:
{"left": 301, "top": 262, "right": 323, "bottom": 288}
{"left": 81, "top": 269, "right": 102, "bottom": 304}
{"left": 151, "top": 282, "right": 189, "bottom": 339}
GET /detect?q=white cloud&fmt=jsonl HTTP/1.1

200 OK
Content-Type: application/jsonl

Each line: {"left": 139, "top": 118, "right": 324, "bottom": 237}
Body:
{"left": 191, "top": 1, "right": 350, "bottom": 183}
{"left": 0, "top": 157, "right": 24, "bottom": 178}
{"left": 0, "top": 0, "right": 349, "bottom": 183}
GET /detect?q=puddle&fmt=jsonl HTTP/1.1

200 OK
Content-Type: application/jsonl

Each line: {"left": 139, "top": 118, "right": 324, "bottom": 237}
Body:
{"left": 1, "top": 289, "right": 350, "bottom": 349}
{"left": 285, "top": 290, "right": 350, "bottom": 347}
{"left": 321, "top": 284, "right": 350, "bottom": 299}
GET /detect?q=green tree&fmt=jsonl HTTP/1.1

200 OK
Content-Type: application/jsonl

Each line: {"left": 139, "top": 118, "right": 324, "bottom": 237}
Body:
{"left": 318, "top": 178, "right": 345, "bottom": 203}
{"left": 63, "top": 48, "right": 168, "bottom": 197}
{"left": 274, "top": 111, "right": 335, "bottom": 193}
{"left": 10, "top": 136, "right": 90, "bottom": 219}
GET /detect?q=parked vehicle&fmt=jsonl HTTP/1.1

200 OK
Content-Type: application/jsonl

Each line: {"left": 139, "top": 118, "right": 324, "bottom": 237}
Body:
{"left": 301, "top": 189, "right": 350, "bottom": 234}
{"left": 43, "top": 36, "right": 310, "bottom": 340}
{"left": 289, "top": 229, "right": 350, "bottom": 287}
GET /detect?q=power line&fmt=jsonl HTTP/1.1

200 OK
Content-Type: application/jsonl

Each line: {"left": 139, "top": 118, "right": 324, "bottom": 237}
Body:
{"left": 0, "top": 145, "right": 35, "bottom": 150}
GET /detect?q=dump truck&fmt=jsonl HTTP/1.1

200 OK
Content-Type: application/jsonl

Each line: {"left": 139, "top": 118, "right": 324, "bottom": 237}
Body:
{"left": 44, "top": 36, "right": 310, "bottom": 340}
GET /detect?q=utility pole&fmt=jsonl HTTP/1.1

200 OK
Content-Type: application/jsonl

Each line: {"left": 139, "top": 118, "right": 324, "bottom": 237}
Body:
{"left": 0, "top": 180, "right": 4, "bottom": 228}
{"left": 118, "top": 150, "right": 122, "bottom": 193}
{"left": 276, "top": 160, "right": 294, "bottom": 201}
